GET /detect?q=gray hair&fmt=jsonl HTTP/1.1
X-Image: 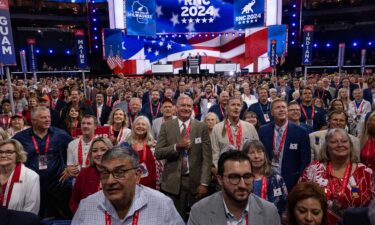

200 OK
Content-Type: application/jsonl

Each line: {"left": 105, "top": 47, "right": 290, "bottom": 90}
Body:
{"left": 31, "top": 106, "right": 50, "bottom": 119}
{"left": 127, "top": 116, "right": 154, "bottom": 146}
{"left": 176, "top": 94, "right": 193, "bottom": 106}
{"left": 101, "top": 145, "right": 139, "bottom": 168}
{"left": 318, "top": 128, "right": 359, "bottom": 163}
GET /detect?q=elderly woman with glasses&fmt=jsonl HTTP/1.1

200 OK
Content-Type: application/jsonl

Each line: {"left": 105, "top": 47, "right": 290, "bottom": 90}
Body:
{"left": 299, "top": 128, "right": 374, "bottom": 225}
{"left": 69, "top": 137, "right": 113, "bottom": 213}
{"left": 0, "top": 139, "right": 40, "bottom": 215}
{"left": 242, "top": 140, "right": 288, "bottom": 215}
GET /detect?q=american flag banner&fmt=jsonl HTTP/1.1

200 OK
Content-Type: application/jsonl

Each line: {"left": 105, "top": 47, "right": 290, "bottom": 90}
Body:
{"left": 107, "top": 54, "right": 117, "bottom": 70}
{"left": 115, "top": 53, "right": 123, "bottom": 68}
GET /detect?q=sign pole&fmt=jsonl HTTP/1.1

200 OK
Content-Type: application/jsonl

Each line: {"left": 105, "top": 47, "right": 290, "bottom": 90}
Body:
{"left": 5, "top": 67, "right": 15, "bottom": 114}
{"left": 82, "top": 71, "right": 87, "bottom": 96}
{"left": 304, "top": 66, "right": 308, "bottom": 82}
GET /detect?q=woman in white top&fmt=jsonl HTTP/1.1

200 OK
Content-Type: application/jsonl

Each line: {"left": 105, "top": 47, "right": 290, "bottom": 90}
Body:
{"left": 242, "top": 84, "right": 257, "bottom": 108}
{"left": 0, "top": 139, "right": 40, "bottom": 215}
{"left": 107, "top": 108, "right": 131, "bottom": 145}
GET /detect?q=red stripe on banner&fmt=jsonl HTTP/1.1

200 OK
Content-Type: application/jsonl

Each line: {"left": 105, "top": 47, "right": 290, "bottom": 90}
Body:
{"left": 220, "top": 36, "right": 245, "bottom": 53}
{"left": 0, "top": 0, "right": 9, "bottom": 10}
{"left": 193, "top": 46, "right": 221, "bottom": 51}
{"left": 246, "top": 28, "right": 268, "bottom": 72}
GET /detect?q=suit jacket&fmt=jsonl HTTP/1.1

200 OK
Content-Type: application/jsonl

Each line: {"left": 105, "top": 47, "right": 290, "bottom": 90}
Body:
{"left": 188, "top": 192, "right": 281, "bottom": 225}
{"left": 309, "top": 129, "right": 360, "bottom": 160}
{"left": 104, "top": 95, "right": 117, "bottom": 108}
{"left": 8, "top": 164, "right": 40, "bottom": 215}
{"left": 85, "top": 87, "right": 97, "bottom": 103}
{"left": 363, "top": 88, "right": 373, "bottom": 106}
{"left": 259, "top": 122, "right": 311, "bottom": 191}
{"left": 91, "top": 104, "right": 112, "bottom": 126}
{"left": 276, "top": 86, "right": 291, "bottom": 102}
{"left": 339, "top": 83, "right": 359, "bottom": 100}
{"left": 155, "top": 118, "right": 212, "bottom": 195}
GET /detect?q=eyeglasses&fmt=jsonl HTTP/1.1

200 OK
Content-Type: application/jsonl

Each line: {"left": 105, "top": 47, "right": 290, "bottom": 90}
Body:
{"left": 223, "top": 173, "right": 255, "bottom": 185}
{"left": 0, "top": 151, "right": 16, "bottom": 156}
{"left": 99, "top": 167, "right": 138, "bottom": 180}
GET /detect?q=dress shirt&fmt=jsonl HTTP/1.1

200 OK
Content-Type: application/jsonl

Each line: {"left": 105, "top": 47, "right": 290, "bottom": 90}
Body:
{"left": 223, "top": 196, "right": 250, "bottom": 225}
{"left": 67, "top": 138, "right": 93, "bottom": 167}
{"left": 272, "top": 122, "right": 288, "bottom": 174}
{"left": 72, "top": 185, "right": 185, "bottom": 225}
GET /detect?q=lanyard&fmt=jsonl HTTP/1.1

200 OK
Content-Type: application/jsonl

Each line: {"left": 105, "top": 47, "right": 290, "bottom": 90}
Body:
{"left": 32, "top": 134, "right": 51, "bottom": 155}
{"left": 71, "top": 121, "right": 79, "bottom": 137}
{"left": 112, "top": 127, "right": 124, "bottom": 143}
{"left": 258, "top": 102, "right": 270, "bottom": 114}
{"left": 260, "top": 176, "right": 268, "bottom": 199}
{"left": 226, "top": 120, "right": 242, "bottom": 150}
{"left": 219, "top": 104, "right": 225, "bottom": 119}
{"left": 149, "top": 100, "right": 161, "bottom": 118}
{"left": 2, "top": 115, "right": 10, "bottom": 127}
{"left": 272, "top": 126, "right": 288, "bottom": 155}
{"left": 78, "top": 137, "right": 94, "bottom": 167}
{"left": 182, "top": 121, "right": 191, "bottom": 138}
{"left": 206, "top": 94, "right": 212, "bottom": 102}
{"left": 353, "top": 101, "right": 364, "bottom": 114}
{"left": 1, "top": 163, "right": 21, "bottom": 208}
{"left": 300, "top": 104, "right": 315, "bottom": 121}
{"left": 129, "top": 113, "right": 138, "bottom": 127}
{"left": 327, "top": 163, "right": 351, "bottom": 200}
{"left": 104, "top": 210, "right": 139, "bottom": 225}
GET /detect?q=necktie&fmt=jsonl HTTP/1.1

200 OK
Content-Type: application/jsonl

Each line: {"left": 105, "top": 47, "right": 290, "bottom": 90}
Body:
{"left": 275, "top": 128, "right": 283, "bottom": 155}
{"left": 106, "top": 97, "right": 111, "bottom": 107}
{"left": 181, "top": 123, "right": 189, "bottom": 175}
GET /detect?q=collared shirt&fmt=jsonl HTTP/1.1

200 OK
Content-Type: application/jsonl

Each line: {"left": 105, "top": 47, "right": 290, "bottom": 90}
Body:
{"left": 211, "top": 120, "right": 259, "bottom": 167}
{"left": 72, "top": 185, "right": 185, "bottom": 225}
{"left": 96, "top": 104, "right": 103, "bottom": 125}
{"left": 273, "top": 122, "right": 288, "bottom": 174}
{"left": 178, "top": 118, "right": 190, "bottom": 133}
{"left": 223, "top": 196, "right": 250, "bottom": 225}
{"left": 67, "top": 137, "right": 93, "bottom": 167}
{"left": 12, "top": 127, "right": 72, "bottom": 191}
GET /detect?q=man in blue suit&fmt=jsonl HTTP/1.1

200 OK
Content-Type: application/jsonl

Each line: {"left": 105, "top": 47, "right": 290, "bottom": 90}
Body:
{"left": 259, "top": 98, "right": 311, "bottom": 191}
{"left": 363, "top": 77, "right": 374, "bottom": 106}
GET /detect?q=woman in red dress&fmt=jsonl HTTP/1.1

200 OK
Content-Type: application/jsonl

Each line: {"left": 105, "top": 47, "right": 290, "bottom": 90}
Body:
{"left": 360, "top": 111, "right": 375, "bottom": 170}
{"left": 121, "top": 116, "right": 157, "bottom": 189}
{"left": 299, "top": 128, "right": 374, "bottom": 225}
{"left": 69, "top": 137, "right": 113, "bottom": 213}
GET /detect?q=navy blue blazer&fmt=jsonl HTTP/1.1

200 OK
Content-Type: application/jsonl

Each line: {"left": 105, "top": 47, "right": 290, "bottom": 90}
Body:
{"left": 208, "top": 103, "right": 225, "bottom": 121}
{"left": 363, "top": 88, "right": 373, "bottom": 106}
{"left": 248, "top": 102, "right": 273, "bottom": 125}
{"left": 259, "top": 122, "right": 311, "bottom": 191}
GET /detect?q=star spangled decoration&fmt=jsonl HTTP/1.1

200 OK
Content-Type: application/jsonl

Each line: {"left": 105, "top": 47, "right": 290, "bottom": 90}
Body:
{"left": 147, "top": 47, "right": 152, "bottom": 53}
{"left": 195, "top": 18, "right": 200, "bottom": 23}
{"left": 186, "top": 22, "right": 195, "bottom": 32}
{"left": 182, "top": 18, "right": 187, "bottom": 24}
{"left": 167, "top": 44, "right": 172, "bottom": 49}
{"left": 159, "top": 41, "right": 164, "bottom": 46}
{"left": 201, "top": 18, "right": 207, "bottom": 23}
{"left": 156, "top": 5, "right": 163, "bottom": 18}
{"left": 209, "top": 18, "right": 214, "bottom": 23}
{"left": 170, "top": 13, "right": 180, "bottom": 27}
{"left": 212, "top": 7, "right": 220, "bottom": 19}
{"left": 155, "top": 50, "right": 159, "bottom": 56}
{"left": 188, "top": 18, "right": 194, "bottom": 23}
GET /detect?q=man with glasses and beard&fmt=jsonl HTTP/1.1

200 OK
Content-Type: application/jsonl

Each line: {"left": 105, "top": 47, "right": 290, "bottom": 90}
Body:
{"left": 188, "top": 151, "right": 280, "bottom": 225}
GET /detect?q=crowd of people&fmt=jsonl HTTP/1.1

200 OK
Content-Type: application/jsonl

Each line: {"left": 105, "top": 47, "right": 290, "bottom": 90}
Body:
{"left": 0, "top": 72, "right": 374, "bottom": 225}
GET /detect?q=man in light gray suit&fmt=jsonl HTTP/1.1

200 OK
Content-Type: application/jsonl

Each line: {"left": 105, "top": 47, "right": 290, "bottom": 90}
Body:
{"left": 155, "top": 95, "right": 212, "bottom": 221}
{"left": 188, "top": 151, "right": 281, "bottom": 225}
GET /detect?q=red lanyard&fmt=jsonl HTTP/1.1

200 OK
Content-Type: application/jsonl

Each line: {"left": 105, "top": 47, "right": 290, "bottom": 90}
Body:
{"left": 71, "top": 121, "right": 79, "bottom": 137}
{"left": 225, "top": 120, "right": 242, "bottom": 150}
{"left": 112, "top": 127, "right": 124, "bottom": 142}
{"left": 78, "top": 138, "right": 93, "bottom": 167}
{"left": 272, "top": 126, "right": 288, "bottom": 154}
{"left": 1, "top": 163, "right": 21, "bottom": 208}
{"left": 219, "top": 104, "right": 225, "bottom": 118}
{"left": 129, "top": 113, "right": 138, "bottom": 127}
{"left": 300, "top": 104, "right": 314, "bottom": 121}
{"left": 106, "top": 97, "right": 111, "bottom": 106}
{"left": 149, "top": 100, "right": 161, "bottom": 118}
{"left": 327, "top": 163, "right": 351, "bottom": 200}
{"left": 32, "top": 135, "right": 51, "bottom": 155}
{"left": 353, "top": 101, "right": 364, "bottom": 114}
{"left": 182, "top": 121, "right": 191, "bottom": 138}
{"left": 2, "top": 116, "right": 10, "bottom": 127}
{"left": 104, "top": 210, "right": 139, "bottom": 225}
{"left": 260, "top": 176, "right": 268, "bottom": 199}
{"left": 206, "top": 94, "right": 212, "bottom": 102}
{"left": 132, "top": 143, "right": 148, "bottom": 162}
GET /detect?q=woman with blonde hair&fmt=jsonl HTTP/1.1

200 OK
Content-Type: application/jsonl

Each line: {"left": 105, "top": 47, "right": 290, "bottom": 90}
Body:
{"left": 337, "top": 88, "right": 350, "bottom": 110}
{"left": 300, "top": 128, "right": 374, "bottom": 225}
{"left": 107, "top": 108, "right": 131, "bottom": 145}
{"left": 121, "top": 116, "right": 157, "bottom": 189}
{"left": 69, "top": 137, "right": 113, "bottom": 213}
{"left": 0, "top": 139, "right": 40, "bottom": 214}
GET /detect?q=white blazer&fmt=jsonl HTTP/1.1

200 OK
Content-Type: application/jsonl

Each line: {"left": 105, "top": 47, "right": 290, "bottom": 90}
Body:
{"left": 7, "top": 164, "right": 40, "bottom": 215}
